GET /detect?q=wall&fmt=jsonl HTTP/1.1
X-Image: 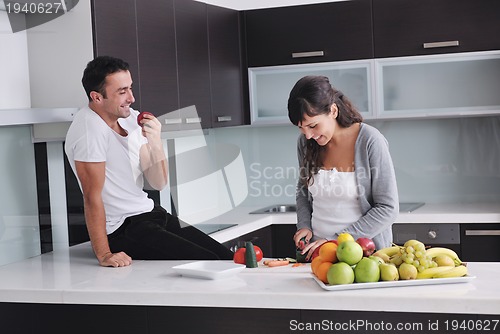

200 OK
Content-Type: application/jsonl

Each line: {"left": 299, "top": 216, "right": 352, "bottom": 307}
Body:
{"left": 0, "top": 2, "right": 92, "bottom": 110}
{"left": 27, "top": 0, "right": 93, "bottom": 108}
{"left": 0, "top": 11, "right": 30, "bottom": 109}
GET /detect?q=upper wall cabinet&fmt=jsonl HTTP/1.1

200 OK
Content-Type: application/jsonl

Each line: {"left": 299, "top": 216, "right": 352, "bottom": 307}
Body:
{"left": 92, "top": 0, "right": 247, "bottom": 130}
{"left": 249, "top": 59, "right": 374, "bottom": 125}
{"left": 92, "top": 0, "right": 142, "bottom": 110}
{"left": 208, "top": 6, "right": 247, "bottom": 128}
{"left": 373, "top": 0, "right": 500, "bottom": 58}
{"left": 136, "top": 0, "right": 178, "bottom": 118}
{"left": 376, "top": 51, "right": 500, "bottom": 119}
{"left": 244, "top": 0, "right": 373, "bottom": 67}
{"left": 175, "top": 0, "right": 212, "bottom": 130}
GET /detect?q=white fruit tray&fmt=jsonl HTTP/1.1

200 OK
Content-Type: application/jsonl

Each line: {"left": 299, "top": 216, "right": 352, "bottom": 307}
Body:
{"left": 312, "top": 274, "right": 476, "bottom": 291}
{"left": 172, "top": 261, "right": 245, "bottom": 280}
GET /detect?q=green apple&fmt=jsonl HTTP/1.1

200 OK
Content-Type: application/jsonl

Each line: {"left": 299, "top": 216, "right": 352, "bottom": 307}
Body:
{"left": 336, "top": 241, "right": 363, "bottom": 266}
{"left": 327, "top": 262, "right": 355, "bottom": 285}
{"left": 354, "top": 257, "right": 380, "bottom": 283}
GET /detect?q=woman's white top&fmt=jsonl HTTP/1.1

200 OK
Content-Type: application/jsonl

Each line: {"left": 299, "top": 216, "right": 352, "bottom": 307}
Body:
{"left": 308, "top": 168, "right": 363, "bottom": 240}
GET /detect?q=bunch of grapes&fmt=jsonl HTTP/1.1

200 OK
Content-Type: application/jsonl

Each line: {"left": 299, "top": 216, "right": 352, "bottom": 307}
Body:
{"left": 401, "top": 242, "right": 437, "bottom": 272}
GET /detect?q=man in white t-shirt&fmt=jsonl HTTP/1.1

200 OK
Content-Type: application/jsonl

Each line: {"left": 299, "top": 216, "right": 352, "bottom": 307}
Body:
{"left": 65, "top": 56, "right": 233, "bottom": 267}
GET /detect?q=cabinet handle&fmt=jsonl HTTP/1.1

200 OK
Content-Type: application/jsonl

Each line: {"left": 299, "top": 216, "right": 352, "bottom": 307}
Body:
{"left": 465, "top": 230, "right": 500, "bottom": 236}
{"left": 217, "top": 116, "right": 232, "bottom": 122}
{"left": 291, "top": 51, "right": 324, "bottom": 58}
{"left": 164, "top": 118, "right": 182, "bottom": 125}
{"left": 423, "top": 41, "right": 460, "bottom": 49}
{"left": 185, "top": 117, "right": 202, "bottom": 124}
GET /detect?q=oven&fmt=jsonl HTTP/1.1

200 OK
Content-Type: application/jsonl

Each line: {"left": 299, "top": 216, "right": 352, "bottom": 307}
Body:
{"left": 392, "top": 223, "right": 461, "bottom": 256}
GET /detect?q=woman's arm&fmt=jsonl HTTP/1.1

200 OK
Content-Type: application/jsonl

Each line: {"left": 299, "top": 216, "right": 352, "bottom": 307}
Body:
{"left": 295, "top": 135, "right": 313, "bottom": 232}
{"left": 344, "top": 130, "right": 399, "bottom": 240}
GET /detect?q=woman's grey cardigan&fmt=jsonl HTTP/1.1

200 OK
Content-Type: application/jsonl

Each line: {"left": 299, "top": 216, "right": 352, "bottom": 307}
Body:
{"left": 295, "top": 123, "right": 399, "bottom": 250}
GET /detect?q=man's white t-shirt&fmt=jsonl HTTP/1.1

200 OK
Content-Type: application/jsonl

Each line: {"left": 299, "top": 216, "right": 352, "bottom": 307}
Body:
{"left": 65, "top": 106, "right": 154, "bottom": 234}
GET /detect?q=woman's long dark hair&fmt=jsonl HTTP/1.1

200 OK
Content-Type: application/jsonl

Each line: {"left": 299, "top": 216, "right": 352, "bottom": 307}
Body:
{"left": 288, "top": 75, "right": 363, "bottom": 186}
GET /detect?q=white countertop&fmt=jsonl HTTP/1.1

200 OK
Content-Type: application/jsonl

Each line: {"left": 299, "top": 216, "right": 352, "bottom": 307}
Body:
{"left": 0, "top": 242, "right": 498, "bottom": 315}
{"left": 0, "top": 202, "right": 498, "bottom": 314}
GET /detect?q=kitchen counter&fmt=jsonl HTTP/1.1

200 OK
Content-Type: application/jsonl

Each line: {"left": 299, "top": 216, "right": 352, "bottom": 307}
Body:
{"left": 202, "top": 202, "right": 500, "bottom": 244}
{"left": 0, "top": 242, "right": 498, "bottom": 315}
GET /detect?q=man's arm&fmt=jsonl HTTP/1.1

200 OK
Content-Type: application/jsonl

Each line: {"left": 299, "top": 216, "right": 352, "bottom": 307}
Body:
{"left": 139, "top": 114, "right": 168, "bottom": 190}
{"left": 75, "top": 160, "right": 132, "bottom": 267}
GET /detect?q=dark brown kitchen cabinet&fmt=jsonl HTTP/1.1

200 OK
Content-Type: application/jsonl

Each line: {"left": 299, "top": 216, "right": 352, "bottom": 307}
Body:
{"left": 92, "top": 0, "right": 141, "bottom": 110}
{"left": 223, "top": 226, "right": 273, "bottom": 258}
{"left": 243, "top": 0, "right": 374, "bottom": 67}
{"left": 92, "top": 0, "right": 247, "bottom": 130}
{"left": 373, "top": 0, "right": 500, "bottom": 58}
{"left": 208, "top": 6, "right": 248, "bottom": 128}
{"left": 174, "top": 0, "right": 212, "bottom": 130}
{"left": 136, "top": 0, "right": 179, "bottom": 118}
{"left": 272, "top": 224, "right": 297, "bottom": 258}
{"left": 223, "top": 225, "right": 297, "bottom": 259}
{"left": 460, "top": 223, "right": 500, "bottom": 262}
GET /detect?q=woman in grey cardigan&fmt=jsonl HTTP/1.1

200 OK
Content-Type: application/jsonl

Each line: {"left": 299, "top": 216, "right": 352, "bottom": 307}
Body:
{"left": 288, "top": 76, "right": 399, "bottom": 260}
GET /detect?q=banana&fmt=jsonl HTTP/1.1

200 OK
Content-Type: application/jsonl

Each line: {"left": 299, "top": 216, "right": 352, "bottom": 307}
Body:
{"left": 373, "top": 252, "right": 390, "bottom": 263}
{"left": 425, "top": 247, "right": 463, "bottom": 266}
{"left": 416, "top": 266, "right": 455, "bottom": 279}
{"left": 373, "top": 246, "right": 401, "bottom": 258}
{"left": 403, "top": 239, "right": 425, "bottom": 248}
{"left": 389, "top": 254, "right": 403, "bottom": 266}
{"left": 432, "top": 265, "right": 468, "bottom": 278}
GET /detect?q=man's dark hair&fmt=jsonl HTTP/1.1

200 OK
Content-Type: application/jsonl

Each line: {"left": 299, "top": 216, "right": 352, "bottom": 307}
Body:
{"left": 82, "top": 56, "right": 130, "bottom": 101}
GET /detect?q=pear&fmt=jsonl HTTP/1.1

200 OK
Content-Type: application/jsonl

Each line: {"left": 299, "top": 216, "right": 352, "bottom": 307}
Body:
{"left": 433, "top": 255, "right": 455, "bottom": 267}
{"left": 398, "top": 263, "right": 418, "bottom": 280}
{"left": 380, "top": 263, "right": 399, "bottom": 281}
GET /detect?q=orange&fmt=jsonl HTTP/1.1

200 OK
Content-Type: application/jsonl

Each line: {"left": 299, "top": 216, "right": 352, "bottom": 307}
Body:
{"left": 316, "top": 261, "right": 333, "bottom": 283}
{"left": 311, "top": 256, "right": 324, "bottom": 275}
{"left": 319, "top": 242, "right": 338, "bottom": 263}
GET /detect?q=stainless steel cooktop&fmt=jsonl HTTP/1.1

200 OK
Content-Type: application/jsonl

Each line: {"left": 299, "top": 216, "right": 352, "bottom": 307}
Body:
{"left": 399, "top": 202, "right": 425, "bottom": 213}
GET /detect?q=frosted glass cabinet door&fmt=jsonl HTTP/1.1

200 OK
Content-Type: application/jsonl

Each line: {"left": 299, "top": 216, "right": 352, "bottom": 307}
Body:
{"left": 0, "top": 126, "right": 41, "bottom": 266}
{"left": 376, "top": 51, "right": 500, "bottom": 118}
{"left": 249, "top": 60, "right": 374, "bottom": 125}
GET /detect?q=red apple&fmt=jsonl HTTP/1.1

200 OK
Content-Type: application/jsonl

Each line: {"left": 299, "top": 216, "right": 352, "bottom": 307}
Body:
{"left": 356, "top": 237, "right": 376, "bottom": 257}
{"left": 311, "top": 247, "right": 320, "bottom": 260}
{"left": 137, "top": 111, "right": 154, "bottom": 127}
